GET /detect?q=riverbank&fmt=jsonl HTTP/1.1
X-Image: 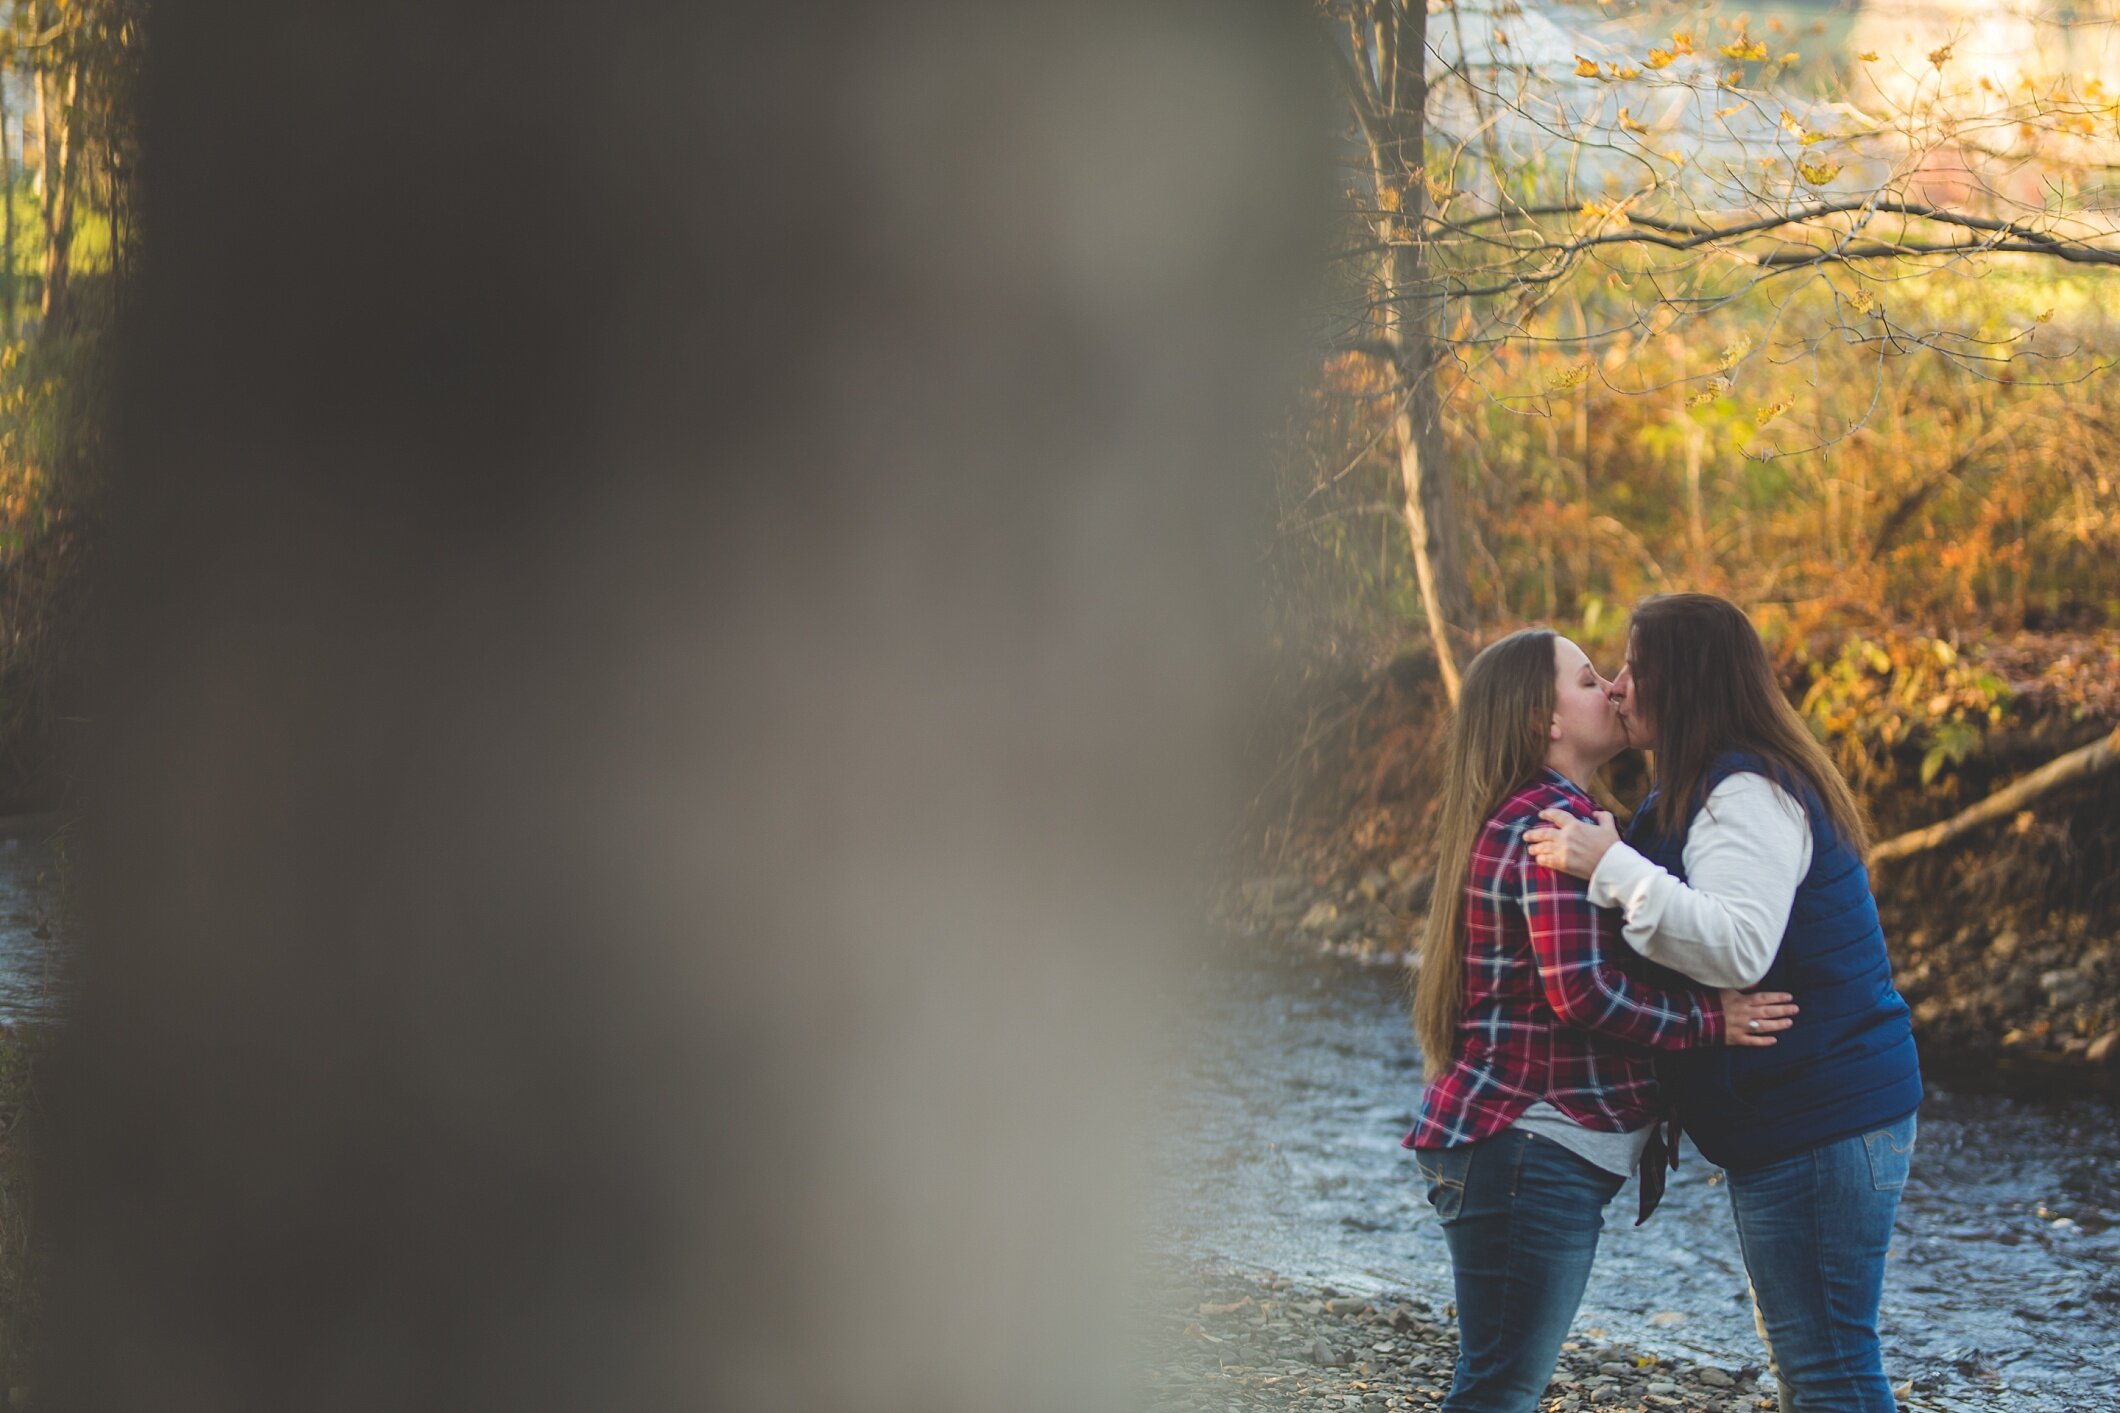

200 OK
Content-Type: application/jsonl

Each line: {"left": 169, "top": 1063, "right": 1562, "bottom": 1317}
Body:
{"left": 1225, "top": 862, "right": 2120, "bottom": 1082}
{"left": 1238, "top": 632, "right": 2120, "bottom": 1074}
{"left": 1139, "top": 1266, "right": 1796, "bottom": 1413}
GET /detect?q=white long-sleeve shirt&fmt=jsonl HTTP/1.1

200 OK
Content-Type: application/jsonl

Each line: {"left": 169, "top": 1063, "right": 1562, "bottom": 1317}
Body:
{"left": 1585, "top": 772, "right": 1813, "bottom": 989}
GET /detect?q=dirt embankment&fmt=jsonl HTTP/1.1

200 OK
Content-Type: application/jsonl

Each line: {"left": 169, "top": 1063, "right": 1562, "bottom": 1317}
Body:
{"left": 1236, "top": 632, "right": 2120, "bottom": 1072}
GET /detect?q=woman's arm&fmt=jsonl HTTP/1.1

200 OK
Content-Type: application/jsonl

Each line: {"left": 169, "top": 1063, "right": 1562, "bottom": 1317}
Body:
{"left": 1529, "top": 774, "right": 1811, "bottom": 988}
{"left": 1515, "top": 829, "right": 1793, "bottom": 1048}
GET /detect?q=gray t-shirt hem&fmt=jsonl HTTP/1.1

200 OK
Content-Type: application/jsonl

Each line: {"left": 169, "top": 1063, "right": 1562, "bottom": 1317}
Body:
{"left": 1510, "top": 1100, "right": 1654, "bottom": 1176}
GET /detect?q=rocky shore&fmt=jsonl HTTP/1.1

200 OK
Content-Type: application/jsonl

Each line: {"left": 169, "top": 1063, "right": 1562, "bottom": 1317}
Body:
{"left": 1139, "top": 1267, "right": 1793, "bottom": 1413}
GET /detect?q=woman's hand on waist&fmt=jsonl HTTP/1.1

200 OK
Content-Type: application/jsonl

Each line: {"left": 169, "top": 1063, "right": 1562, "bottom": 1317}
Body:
{"left": 1721, "top": 988, "right": 1797, "bottom": 1047}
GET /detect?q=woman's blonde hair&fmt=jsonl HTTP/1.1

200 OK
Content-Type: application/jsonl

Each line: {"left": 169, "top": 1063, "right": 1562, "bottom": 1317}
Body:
{"left": 1413, "top": 628, "right": 1559, "bottom": 1077}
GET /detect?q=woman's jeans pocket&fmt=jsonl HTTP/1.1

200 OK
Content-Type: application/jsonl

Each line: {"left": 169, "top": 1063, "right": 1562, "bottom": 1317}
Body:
{"left": 1862, "top": 1112, "right": 1917, "bottom": 1192}
{"left": 1414, "top": 1145, "right": 1472, "bottom": 1224}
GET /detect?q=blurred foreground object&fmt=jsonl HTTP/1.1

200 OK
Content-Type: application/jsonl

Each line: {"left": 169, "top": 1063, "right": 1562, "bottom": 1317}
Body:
{"left": 41, "top": 4, "right": 1319, "bottom": 1411}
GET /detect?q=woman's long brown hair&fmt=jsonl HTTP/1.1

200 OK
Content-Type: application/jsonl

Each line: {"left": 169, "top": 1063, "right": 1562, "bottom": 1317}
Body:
{"left": 1628, "top": 593, "right": 1868, "bottom": 853}
{"left": 1413, "top": 628, "right": 1559, "bottom": 1077}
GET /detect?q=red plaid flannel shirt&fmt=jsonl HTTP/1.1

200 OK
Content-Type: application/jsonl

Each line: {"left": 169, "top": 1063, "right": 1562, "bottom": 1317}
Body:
{"left": 1404, "top": 770, "right": 1725, "bottom": 1150}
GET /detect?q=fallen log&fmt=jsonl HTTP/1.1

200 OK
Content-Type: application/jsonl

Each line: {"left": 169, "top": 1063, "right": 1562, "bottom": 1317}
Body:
{"left": 1868, "top": 723, "right": 2120, "bottom": 868}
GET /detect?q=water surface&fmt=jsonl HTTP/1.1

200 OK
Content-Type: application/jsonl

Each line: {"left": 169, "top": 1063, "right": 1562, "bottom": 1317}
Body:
{"left": 0, "top": 824, "right": 65, "bottom": 1023}
{"left": 1153, "top": 937, "right": 2120, "bottom": 1412}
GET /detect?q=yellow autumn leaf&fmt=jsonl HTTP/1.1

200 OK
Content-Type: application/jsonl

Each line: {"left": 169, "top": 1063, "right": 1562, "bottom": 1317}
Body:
{"left": 1645, "top": 48, "right": 1676, "bottom": 69}
{"left": 1719, "top": 38, "right": 1768, "bottom": 61}
{"left": 1779, "top": 109, "right": 1802, "bottom": 132}
{"left": 1613, "top": 63, "right": 1642, "bottom": 79}
{"left": 1780, "top": 52, "right": 1801, "bottom": 65}
{"left": 1714, "top": 103, "right": 1745, "bottom": 118}
{"left": 1929, "top": 43, "right": 1953, "bottom": 67}
{"left": 1548, "top": 362, "right": 1591, "bottom": 392}
{"left": 1579, "top": 200, "right": 1630, "bottom": 229}
{"left": 1716, "top": 340, "right": 1750, "bottom": 368}
{"left": 1687, "top": 374, "right": 1732, "bottom": 406}
{"left": 1858, "top": 50, "right": 1879, "bottom": 62}
{"left": 1798, "top": 157, "right": 1841, "bottom": 185}
{"left": 1720, "top": 68, "right": 1744, "bottom": 87}
{"left": 1799, "top": 127, "right": 1834, "bottom": 146}
{"left": 1844, "top": 285, "right": 1879, "bottom": 315}
{"left": 1660, "top": 149, "right": 1687, "bottom": 165}
{"left": 2035, "top": 308, "right": 2054, "bottom": 323}
{"left": 1755, "top": 400, "right": 1793, "bottom": 427}
{"left": 1618, "top": 107, "right": 1650, "bottom": 135}
{"left": 1376, "top": 184, "right": 1403, "bottom": 213}
{"left": 1575, "top": 55, "right": 1602, "bottom": 78}
{"left": 1671, "top": 30, "right": 1697, "bottom": 54}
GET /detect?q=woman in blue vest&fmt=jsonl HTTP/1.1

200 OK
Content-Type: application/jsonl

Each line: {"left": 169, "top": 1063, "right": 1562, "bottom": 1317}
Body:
{"left": 1523, "top": 593, "right": 1921, "bottom": 1413}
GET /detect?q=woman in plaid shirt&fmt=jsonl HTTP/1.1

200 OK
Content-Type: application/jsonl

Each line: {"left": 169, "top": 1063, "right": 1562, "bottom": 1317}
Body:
{"left": 1404, "top": 628, "right": 1796, "bottom": 1413}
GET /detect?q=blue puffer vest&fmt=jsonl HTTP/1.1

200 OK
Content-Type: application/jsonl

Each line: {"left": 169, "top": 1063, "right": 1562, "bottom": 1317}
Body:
{"left": 1632, "top": 752, "right": 1922, "bottom": 1171}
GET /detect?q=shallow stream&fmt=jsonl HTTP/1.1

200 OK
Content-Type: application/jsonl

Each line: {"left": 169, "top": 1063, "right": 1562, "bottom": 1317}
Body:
{"left": 1153, "top": 938, "right": 2120, "bottom": 1412}
{"left": 0, "top": 826, "right": 61, "bottom": 1023}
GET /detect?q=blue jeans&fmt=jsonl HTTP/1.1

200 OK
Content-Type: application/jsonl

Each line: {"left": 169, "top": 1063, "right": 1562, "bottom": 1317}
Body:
{"left": 1727, "top": 1112, "right": 1917, "bottom": 1413}
{"left": 1413, "top": 1128, "right": 1625, "bottom": 1413}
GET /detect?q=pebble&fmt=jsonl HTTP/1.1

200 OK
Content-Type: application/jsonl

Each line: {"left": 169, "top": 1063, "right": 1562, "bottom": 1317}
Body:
{"left": 1695, "top": 1366, "right": 1735, "bottom": 1387}
{"left": 2040, "top": 968, "right": 2091, "bottom": 1009}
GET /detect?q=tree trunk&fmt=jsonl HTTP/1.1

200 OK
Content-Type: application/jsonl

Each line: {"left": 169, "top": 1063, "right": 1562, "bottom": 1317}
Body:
{"left": 1867, "top": 724, "right": 2120, "bottom": 867}
{"left": 38, "top": 56, "right": 77, "bottom": 331}
{"left": 1684, "top": 419, "right": 1705, "bottom": 578}
{"left": 32, "top": 49, "right": 45, "bottom": 321}
{"left": 1391, "top": 349, "right": 1465, "bottom": 702}
{"left": 107, "top": 132, "right": 122, "bottom": 290}
{"left": 2, "top": 71, "right": 14, "bottom": 339}
{"left": 1351, "top": 1, "right": 1468, "bottom": 702}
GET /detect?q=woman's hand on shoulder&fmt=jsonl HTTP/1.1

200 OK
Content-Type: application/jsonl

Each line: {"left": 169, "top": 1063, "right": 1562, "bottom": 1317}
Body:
{"left": 1524, "top": 807, "right": 1619, "bottom": 879}
{"left": 1720, "top": 989, "right": 1798, "bottom": 1047}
